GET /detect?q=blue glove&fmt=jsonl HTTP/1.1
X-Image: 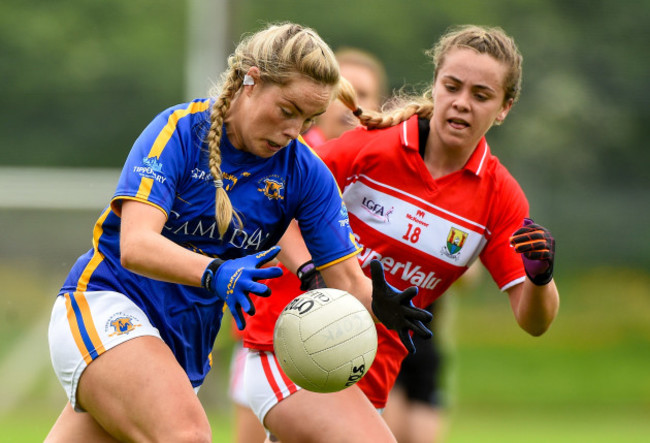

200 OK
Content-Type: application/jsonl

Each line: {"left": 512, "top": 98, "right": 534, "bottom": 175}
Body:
{"left": 202, "top": 246, "right": 283, "bottom": 330}
{"left": 509, "top": 218, "right": 555, "bottom": 286}
{"left": 369, "top": 260, "right": 433, "bottom": 353}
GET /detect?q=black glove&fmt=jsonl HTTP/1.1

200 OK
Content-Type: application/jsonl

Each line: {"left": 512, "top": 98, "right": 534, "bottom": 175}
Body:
{"left": 202, "top": 246, "right": 283, "bottom": 330}
{"left": 369, "top": 260, "right": 433, "bottom": 353}
{"left": 509, "top": 218, "right": 555, "bottom": 286}
{"left": 296, "top": 260, "right": 326, "bottom": 291}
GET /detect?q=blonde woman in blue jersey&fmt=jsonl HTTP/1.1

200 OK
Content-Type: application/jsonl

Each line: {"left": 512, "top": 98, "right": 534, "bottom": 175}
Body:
{"left": 46, "top": 23, "right": 432, "bottom": 442}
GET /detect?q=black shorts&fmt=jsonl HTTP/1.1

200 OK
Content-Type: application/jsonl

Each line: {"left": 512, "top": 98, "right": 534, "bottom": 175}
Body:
{"left": 393, "top": 302, "right": 445, "bottom": 407}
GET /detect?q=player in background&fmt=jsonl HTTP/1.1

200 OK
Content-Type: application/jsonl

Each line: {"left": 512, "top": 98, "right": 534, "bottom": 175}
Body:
{"left": 242, "top": 24, "right": 560, "bottom": 443}
{"left": 227, "top": 46, "right": 389, "bottom": 443}
{"left": 45, "top": 22, "right": 431, "bottom": 442}
{"left": 302, "top": 47, "right": 388, "bottom": 146}
{"left": 382, "top": 262, "right": 484, "bottom": 443}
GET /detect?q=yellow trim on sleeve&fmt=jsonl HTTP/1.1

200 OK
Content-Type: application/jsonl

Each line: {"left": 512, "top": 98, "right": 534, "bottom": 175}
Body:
{"left": 135, "top": 177, "right": 154, "bottom": 200}
{"left": 148, "top": 100, "right": 211, "bottom": 159}
{"left": 315, "top": 246, "right": 363, "bottom": 271}
{"left": 110, "top": 196, "right": 168, "bottom": 219}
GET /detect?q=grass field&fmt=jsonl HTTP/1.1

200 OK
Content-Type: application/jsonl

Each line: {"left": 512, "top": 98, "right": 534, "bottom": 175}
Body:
{"left": 1, "top": 265, "right": 649, "bottom": 442}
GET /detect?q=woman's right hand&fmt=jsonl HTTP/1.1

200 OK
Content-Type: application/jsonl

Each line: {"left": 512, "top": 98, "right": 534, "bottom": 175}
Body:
{"left": 369, "top": 260, "right": 433, "bottom": 353}
{"left": 202, "top": 246, "right": 283, "bottom": 330}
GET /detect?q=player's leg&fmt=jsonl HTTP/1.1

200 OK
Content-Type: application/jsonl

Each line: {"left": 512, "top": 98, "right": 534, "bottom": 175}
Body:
{"left": 46, "top": 402, "right": 118, "bottom": 443}
{"left": 266, "top": 386, "right": 395, "bottom": 443}
{"left": 47, "top": 291, "right": 212, "bottom": 442}
{"left": 383, "top": 302, "right": 446, "bottom": 443}
{"left": 229, "top": 341, "right": 266, "bottom": 443}
{"left": 83, "top": 335, "right": 211, "bottom": 441}
{"left": 48, "top": 335, "right": 211, "bottom": 442}
{"left": 404, "top": 401, "right": 444, "bottom": 443}
{"left": 383, "top": 338, "right": 445, "bottom": 443}
{"left": 246, "top": 350, "right": 396, "bottom": 443}
{"left": 382, "top": 384, "right": 409, "bottom": 441}
{"left": 234, "top": 403, "right": 267, "bottom": 443}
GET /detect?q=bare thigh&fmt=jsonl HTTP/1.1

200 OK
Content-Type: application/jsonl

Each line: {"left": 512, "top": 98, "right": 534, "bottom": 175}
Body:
{"left": 46, "top": 402, "right": 119, "bottom": 443}
{"left": 382, "top": 386, "right": 409, "bottom": 441}
{"left": 264, "top": 385, "right": 396, "bottom": 443}
{"left": 48, "top": 336, "right": 211, "bottom": 443}
{"left": 234, "top": 404, "right": 266, "bottom": 443}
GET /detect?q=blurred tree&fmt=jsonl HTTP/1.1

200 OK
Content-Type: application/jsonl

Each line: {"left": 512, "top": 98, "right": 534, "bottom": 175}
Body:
{"left": 0, "top": 0, "right": 186, "bottom": 167}
{"left": 1, "top": 0, "right": 647, "bottom": 268}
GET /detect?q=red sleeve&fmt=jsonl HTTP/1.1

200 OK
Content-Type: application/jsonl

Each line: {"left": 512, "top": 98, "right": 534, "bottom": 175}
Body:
{"left": 480, "top": 163, "right": 529, "bottom": 290}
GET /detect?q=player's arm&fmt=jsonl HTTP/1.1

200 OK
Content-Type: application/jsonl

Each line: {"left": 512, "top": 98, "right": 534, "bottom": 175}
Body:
{"left": 120, "top": 199, "right": 282, "bottom": 330}
{"left": 506, "top": 280, "right": 559, "bottom": 336}
{"left": 276, "top": 220, "right": 311, "bottom": 274}
{"left": 319, "top": 257, "right": 373, "bottom": 312}
{"left": 506, "top": 218, "right": 560, "bottom": 336}
{"left": 276, "top": 220, "right": 373, "bottom": 311}
{"left": 120, "top": 199, "right": 212, "bottom": 286}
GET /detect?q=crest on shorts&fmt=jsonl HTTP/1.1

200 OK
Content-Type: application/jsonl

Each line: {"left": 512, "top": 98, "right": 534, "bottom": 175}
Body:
{"left": 106, "top": 313, "right": 142, "bottom": 337}
{"left": 446, "top": 227, "right": 468, "bottom": 255}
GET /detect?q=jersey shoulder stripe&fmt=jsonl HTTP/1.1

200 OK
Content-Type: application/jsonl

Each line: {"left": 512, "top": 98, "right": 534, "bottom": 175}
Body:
{"left": 148, "top": 99, "right": 211, "bottom": 159}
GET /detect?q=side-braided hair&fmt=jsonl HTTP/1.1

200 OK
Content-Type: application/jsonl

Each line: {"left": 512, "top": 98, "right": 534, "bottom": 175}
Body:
{"left": 336, "top": 76, "right": 433, "bottom": 130}
{"left": 205, "top": 22, "right": 340, "bottom": 238}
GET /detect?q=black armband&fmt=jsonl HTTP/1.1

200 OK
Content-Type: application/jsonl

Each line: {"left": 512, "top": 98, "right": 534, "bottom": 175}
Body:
{"left": 201, "top": 258, "right": 225, "bottom": 291}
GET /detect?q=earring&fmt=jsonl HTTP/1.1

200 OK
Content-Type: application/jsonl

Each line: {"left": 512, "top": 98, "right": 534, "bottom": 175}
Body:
{"left": 243, "top": 74, "right": 255, "bottom": 86}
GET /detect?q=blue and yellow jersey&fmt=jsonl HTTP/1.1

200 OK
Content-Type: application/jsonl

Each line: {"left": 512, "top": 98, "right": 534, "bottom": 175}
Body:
{"left": 60, "top": 99, "right": 359, "bottom": 386}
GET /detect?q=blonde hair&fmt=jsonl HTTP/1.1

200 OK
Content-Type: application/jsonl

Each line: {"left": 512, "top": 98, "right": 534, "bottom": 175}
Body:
{"left": 339, "top": 25, "right": 523, "bottom": 131}
{"left": 337, "top": 80, "right": 434, "bottom": 130}
{"left": 206, "top": 23, "right": 340, "bottom": 237}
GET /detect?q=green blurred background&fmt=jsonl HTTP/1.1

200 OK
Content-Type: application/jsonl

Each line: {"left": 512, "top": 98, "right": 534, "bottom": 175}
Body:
{"left": 1, "top": 0, "right": 648, "bottom": 441}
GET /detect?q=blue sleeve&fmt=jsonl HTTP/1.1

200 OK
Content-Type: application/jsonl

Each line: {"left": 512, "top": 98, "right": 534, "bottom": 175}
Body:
{"left": 293, "top": 150, "right": 360, "bottom": 268}
{"left": 112, "top": 101, "right": 208, "bottom": 216}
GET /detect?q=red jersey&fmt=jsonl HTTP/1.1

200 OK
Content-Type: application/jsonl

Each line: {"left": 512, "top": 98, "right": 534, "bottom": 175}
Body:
{"left": 244, "top": 115, "right": 528, "bottom": 408}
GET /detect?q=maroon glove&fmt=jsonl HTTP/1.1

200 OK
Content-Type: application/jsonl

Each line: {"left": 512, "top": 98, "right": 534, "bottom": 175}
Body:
{"left": 296, "top": 260, "right": 326, "bottom": 291}
{"left": 509, "top": 218, "right": 555, "bottom": 286}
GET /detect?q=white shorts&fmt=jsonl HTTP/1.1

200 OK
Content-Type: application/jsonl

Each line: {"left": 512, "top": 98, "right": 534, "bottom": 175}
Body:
{"left": 244, "top": 350, "right": 301, "bottom": 426}
{"left": 48, "top": 291, "right": 162, "bottom": 412}
{"left": 228, "top": 342, "right": 250, "bottom": 407}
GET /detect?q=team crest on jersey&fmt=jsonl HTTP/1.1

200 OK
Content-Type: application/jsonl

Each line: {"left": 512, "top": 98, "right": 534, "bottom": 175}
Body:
{"left": 257, "top": 175, "right": 285, "bottom": 200}
{"left": 106, "top": 313, "right": 142, "bottom": 337}
{"left": 442, "top": 227, "right": 468, "bottom": 258}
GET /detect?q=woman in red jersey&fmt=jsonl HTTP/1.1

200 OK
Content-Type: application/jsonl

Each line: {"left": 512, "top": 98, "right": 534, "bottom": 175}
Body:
{"left": 243, "top": 24, "right": 560, "bottom": 443}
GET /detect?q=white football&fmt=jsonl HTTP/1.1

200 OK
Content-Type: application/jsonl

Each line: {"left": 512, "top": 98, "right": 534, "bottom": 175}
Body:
{"left": 273, "top": 288, "right": 378, "bottom": 393}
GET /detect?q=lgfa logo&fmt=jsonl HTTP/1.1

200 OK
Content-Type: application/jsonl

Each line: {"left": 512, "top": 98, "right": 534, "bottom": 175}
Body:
{"left": 361, "top": 197, "right": 393, "bottom": 222}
